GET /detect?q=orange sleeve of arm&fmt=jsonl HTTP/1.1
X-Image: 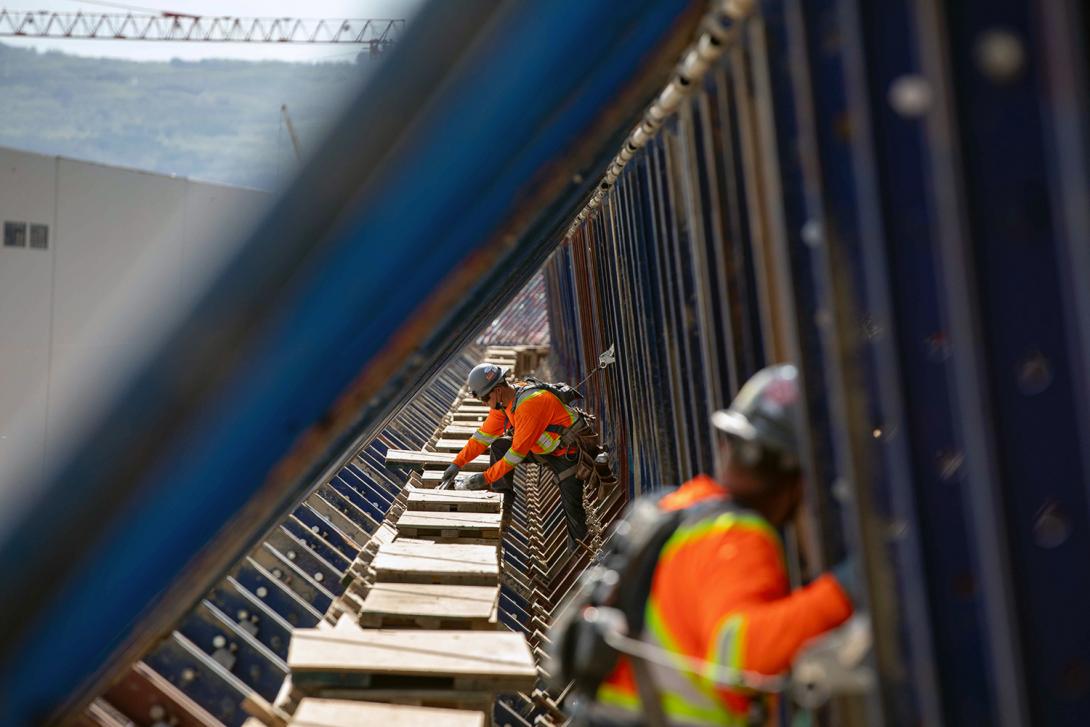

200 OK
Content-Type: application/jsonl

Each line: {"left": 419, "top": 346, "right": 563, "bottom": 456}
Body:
{"left": 482, "top": 400, "right": 547, "bottom": 483}
{"left": 452, "top": 410, "right": 506, "bottom": 468}
{"left": 730, "top": 574, "right": 853, "bottom": 675}
{"left": 679, "top": 529, "right": 852, "bottom": 677}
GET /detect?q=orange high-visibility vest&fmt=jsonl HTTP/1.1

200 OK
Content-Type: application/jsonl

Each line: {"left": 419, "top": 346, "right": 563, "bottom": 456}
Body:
{"left": 452, "top": 386, "right": 578, "bottom": 485}
{"left": 596, "top": 475, "right": 853, "bottom": 725}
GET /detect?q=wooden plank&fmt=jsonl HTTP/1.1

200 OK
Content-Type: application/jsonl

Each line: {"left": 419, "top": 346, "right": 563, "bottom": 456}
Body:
{"left": 358, "top": 583, "right": 499, "bottom": 629}
{"left": 434, "top": 438, "right": 471, "bottom": 451}
{"left": 449, "top": 412, "right": 488, "bottom": 422}
{"left": 300, "top": 690, "right": 493, "bottom": 713}
{"left": 385, "top": 450, "right": 488, "bottom": 470}
{"left": 419, "top": 469, "right": 460, "bottom": 486}
{"left": 371, "top": 540, "right": 497, "bottom": 585}
{"left": 405, "top": 489, "right": 502, "bottom": 513}
{"left": 396, "top": 511, "right": 501, "bottom": 540}
{"left": 290, "top": 699, "right": 484, "bottom": 727}
{"left": 443, "top": 425, "right": 480, "bottom": 436}
{"left": 288, "top": 628, "right": 537, "bottom": 689}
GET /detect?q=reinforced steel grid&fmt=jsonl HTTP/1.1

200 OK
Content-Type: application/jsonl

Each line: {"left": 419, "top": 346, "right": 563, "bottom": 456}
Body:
{"left": 5, "top": 0, "right": 1088, "bottom": 725}
{"left": 544, "top": 1, "right": 1090, "bottom": 725}
{"left": 75, "top": 352, "right": 484, "bottom": 726}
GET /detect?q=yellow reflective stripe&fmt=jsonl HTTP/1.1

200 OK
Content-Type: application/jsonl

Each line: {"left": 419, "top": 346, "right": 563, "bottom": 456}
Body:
{"left": 645, "top": 603, "right": 731, "bottom": 716}
{"left": 659, "top": 511, "right": 782, "bottom": 565}
{"left": 597, "top": 681, "right": 739, "bottom": 726}
{"left": 662, "top": 692, "right": 746, "bottom": 726}
{"left": 597, "top": 683, "right": 639, "bottom": 711}
{"left": 502, "top": 449, "right": 526, "bottom": 467}
{"left": 563, "top": 403, "right": 578, "bottom": 423}
{"left": 536, "top": 431, "right": 561, "bottom": 452}
{"left": 708, "top": 613, "right": 747, "bottom": 682}
{"left": 471, "top": 430, "right": 498, "bottom": 446}
{"left": 518, "top": 389, "right": 551, "bottom": 405}
{"left": 517, "top": 388, "right": 577, "bottom": 425}
{"left": 598, "top": 676, "right": 742, "bottom": 724}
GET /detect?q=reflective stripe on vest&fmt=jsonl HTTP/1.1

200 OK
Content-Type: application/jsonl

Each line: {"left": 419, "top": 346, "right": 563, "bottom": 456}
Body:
{"left": 502, "top": 448, "right": 527, "bottom": 467}
{"left": 536, "top": 430, "right": 562, "bottom": 453}
{"left": 595, "top": 511, "right": 780, "bottom": 724}
{"left": 472, "top": 430, "right": 499, "bottom": 447}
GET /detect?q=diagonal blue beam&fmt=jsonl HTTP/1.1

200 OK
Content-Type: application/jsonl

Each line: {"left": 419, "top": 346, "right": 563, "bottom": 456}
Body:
{"left": 0, "top": 0, "right": 702, "bottom": 722}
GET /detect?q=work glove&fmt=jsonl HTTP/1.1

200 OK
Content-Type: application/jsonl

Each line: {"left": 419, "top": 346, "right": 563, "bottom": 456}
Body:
{"left": 456, "top": 472, "right": 489, "bottom": 491}
{"left": 439, "top": 463, "right": 461, "bottom": 488}
{"left": 830, "top": 557, "right": 862, "bottom": 607}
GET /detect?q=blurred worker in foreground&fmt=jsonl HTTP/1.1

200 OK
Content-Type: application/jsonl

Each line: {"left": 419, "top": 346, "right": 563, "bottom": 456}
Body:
{"left": 440, "top": 362, "right": 592, "bottom": 552}
{"left": 549, "top": 364, "right": 860, "bottom": 726}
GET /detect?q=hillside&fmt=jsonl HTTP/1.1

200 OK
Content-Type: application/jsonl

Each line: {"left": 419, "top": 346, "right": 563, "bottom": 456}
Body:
{"left": 0, "top": 42, "right": 369, "bottom": 189}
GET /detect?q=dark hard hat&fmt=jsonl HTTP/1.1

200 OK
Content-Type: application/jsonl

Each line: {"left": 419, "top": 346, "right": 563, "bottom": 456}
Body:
{"left": 467, "top": 363, "right": 507, "bottom": 399}
{"left": 711, "top": 363, "right": 801, "bottom": 458}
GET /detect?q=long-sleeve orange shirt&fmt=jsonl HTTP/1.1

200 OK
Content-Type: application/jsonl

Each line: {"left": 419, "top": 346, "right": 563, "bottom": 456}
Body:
{"left": 451, "top": 385, "right": 578, "bottom": 485}
{"left": 597, "top": 475, "right": 853, "bottom": 724}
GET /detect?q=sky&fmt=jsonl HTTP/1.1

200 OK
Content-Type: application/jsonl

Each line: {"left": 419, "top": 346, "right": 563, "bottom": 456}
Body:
{"left": 0, "top": 0, "right": 427, "bottom": 63}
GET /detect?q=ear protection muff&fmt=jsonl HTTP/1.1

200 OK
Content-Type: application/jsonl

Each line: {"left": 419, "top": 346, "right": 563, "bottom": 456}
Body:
{"left": 733, "top": 438, "right": 764, "bottom": 467}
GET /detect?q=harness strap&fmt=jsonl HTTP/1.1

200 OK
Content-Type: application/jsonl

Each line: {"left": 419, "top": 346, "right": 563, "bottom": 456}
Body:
{"left": 631, "top": 653, "right": 669, "bottom": 727}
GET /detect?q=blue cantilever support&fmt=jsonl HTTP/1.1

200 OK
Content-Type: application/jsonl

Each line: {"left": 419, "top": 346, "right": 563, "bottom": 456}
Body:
{"left": 0, "top": 1, "right": 704, "bottom": 722}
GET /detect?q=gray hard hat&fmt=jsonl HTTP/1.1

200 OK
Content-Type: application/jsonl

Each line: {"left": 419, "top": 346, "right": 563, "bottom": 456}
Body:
{"left": 711, "top": 363, "right": 801, "bottom": 458}
{"left": 467, "top": 363, "right": 507, "bottom": 399}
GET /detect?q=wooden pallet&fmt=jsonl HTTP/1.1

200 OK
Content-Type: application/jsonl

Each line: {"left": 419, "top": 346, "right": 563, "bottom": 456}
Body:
{"left": 371, "top": 540, "right": 498, "bottom": 586}
{"left": 289, "top": 698, "right": 484, "bottom": 727}
{"left": 433, "top": 438, "right": 472, "bottom": 452}
{"left": 385, "top": 450, "right": 488, "bottom": 470}
{"left": 358, "top": 583, "right": 499, "bottom": 630}
{"left": 443, "top": 424, "right": 481, "bottom": 436}
{"left": 448, "top": 412, "right": 488, "bottom": 423}
{"left": 395, "top": 511, "right": 502, "bottom": 540}
{"left": 297, "top": 690, "right": 494, "bottom": 713}
{"left": 288, "top": 627, "right": 536, "bottom": 693}
{"left": 405, "top": 489, "right": 502, "bottom": 513}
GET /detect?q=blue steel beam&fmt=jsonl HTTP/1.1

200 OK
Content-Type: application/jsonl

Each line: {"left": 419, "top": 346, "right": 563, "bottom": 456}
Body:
{"left": 0, "top": 1, "right": 705, "bottom": 722}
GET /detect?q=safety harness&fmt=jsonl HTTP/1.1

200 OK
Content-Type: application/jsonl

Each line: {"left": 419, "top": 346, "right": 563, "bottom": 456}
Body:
{"left": 509, "top": 378, "right": 591, "bottom": 478}
{"left": 548, "top": 493, "right": 775, "bottom": 726}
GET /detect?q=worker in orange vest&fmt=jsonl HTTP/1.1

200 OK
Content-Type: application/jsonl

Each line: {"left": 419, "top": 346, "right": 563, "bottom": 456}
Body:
{"left": 574, "top": 364, "right": 859, "bottom": 725}
{"left": 441, "top": 362, "right": 589, "bottom": 551}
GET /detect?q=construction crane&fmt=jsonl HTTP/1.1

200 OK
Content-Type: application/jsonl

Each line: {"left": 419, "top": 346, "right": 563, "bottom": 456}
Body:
{"left": 0, "top": 10, "right": 404, "bottom": 53}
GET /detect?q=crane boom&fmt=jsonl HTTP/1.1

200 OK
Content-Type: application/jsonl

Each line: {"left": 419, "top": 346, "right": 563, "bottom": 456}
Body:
{"left": 281, "top": 103, "right": 302, "bottom": 162}
{"left": 0, "top": 10, "right": 404, "bottom": 49}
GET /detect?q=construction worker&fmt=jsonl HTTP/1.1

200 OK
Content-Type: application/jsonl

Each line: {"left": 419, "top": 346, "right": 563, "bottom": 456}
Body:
{"left": 440, "top": 362, "right": 590, "bottom": 551}
{"left": 571, "top": 364, "right": 860, "bottom": 725}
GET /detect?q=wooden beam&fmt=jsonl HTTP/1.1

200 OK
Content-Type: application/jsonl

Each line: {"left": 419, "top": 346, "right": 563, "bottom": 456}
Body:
{"left": 385, "top": 450, "right": 489, "bottom": 470}
{"left": 433, "top": 438, "right": 472, "bottom": 451}
{"left": 289, "top": 699, "right": 484, "bottom": 727}
{"left": 443, "top": 425, "right": 480, "bottom": 436}
{"left": 371, "top": 540, "right": 498, "bottom": 585}
{"left": 288, "top": 627, "right": 537, "bottom": 690}
{"left": 405, "top": 490, "right": 502, "bottom": 514}
{"left": 358, "top": 583, "right": 499, "bottom": 629}
{"left": 395, "top": 511, "right": 501, "bottom": 540}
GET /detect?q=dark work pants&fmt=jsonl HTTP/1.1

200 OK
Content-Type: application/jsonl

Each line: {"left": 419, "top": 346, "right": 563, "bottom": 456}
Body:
{"left": 490, "top": 437, "right": 588, "bottom": 552}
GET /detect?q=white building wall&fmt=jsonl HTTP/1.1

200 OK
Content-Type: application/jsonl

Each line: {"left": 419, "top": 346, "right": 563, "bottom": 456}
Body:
{"left": 0, "top": 147, "right": 269, "bottom": 485}
{"left": 0, "top": 149, "right": 56, "bottom": 476}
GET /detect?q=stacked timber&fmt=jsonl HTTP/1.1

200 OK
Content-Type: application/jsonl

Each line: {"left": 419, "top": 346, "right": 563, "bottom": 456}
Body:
{"left": 252, "top": 348, "right": 539, "bottom": 726}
